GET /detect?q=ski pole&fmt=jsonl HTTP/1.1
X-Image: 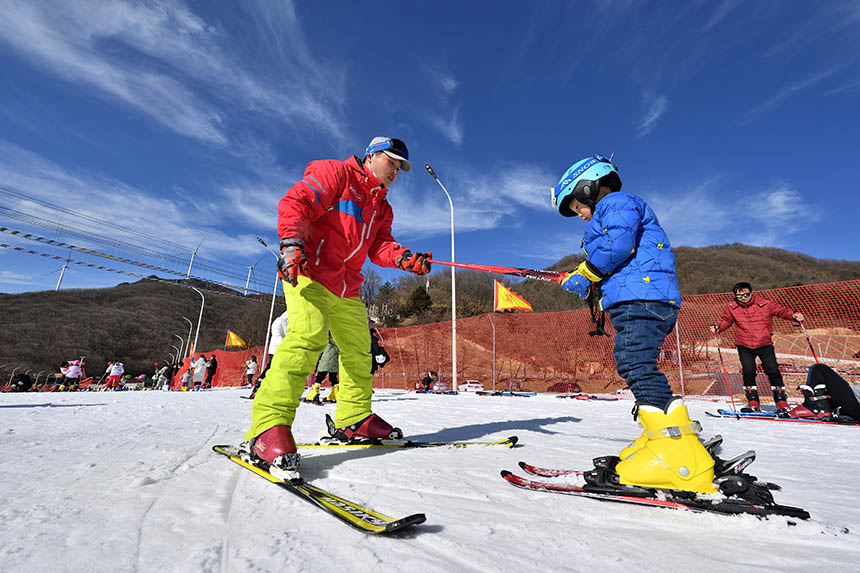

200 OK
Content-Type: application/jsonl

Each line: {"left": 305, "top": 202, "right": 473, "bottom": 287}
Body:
{"left": 799, "top": 323, "right": 820, "bottom": 364}
{"left": 427, "top": 259, "right": 565, "bottom": 283}
{"left": 713, "top": 330, "right": 739, "bottom": 414}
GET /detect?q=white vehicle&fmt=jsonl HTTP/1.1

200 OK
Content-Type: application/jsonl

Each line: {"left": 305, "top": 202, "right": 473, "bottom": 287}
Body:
{"left": 458, "top": 380, "right": 484, "bottom": 392}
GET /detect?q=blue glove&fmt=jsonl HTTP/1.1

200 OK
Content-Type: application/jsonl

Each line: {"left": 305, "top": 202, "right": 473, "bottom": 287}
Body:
{"left": 560, "top": 272, "right": 592, "bottom": 299}
{"left": 560, "top": 261, "right": 603, "bottom": 299}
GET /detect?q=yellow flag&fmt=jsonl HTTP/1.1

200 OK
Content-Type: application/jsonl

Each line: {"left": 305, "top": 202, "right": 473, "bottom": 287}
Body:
{"left": 225, "top": 330, "right": 247, "bottom": 348}
{"left": 493, "top": 280, "right": 533, "bottom": 312}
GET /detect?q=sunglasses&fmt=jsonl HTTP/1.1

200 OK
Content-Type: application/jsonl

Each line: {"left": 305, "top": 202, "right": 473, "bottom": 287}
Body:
{"left": 366, "top": 138, "right": 409, "bottom": 160}
{"left": 735, "top": 292, "right": 752, "bottom": 299}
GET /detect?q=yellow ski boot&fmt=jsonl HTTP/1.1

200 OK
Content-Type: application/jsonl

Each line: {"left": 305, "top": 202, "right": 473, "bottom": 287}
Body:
{"left": 324, "top": 384, "right": 338, "bottom": 403}
{"left": 614, "top": 397, "right": 716, "bottom": 494}
{"left": 618, "top": 430, "right": 647, "bottom": 460}
{"left": 303, "top": 383, "right": 321, "bottom": 404}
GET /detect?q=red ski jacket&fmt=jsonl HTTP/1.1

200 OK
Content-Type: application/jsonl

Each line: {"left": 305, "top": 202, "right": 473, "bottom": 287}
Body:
{"left": 278, "top": 156, "right": 408, "bottom": 298}
{"left": 715, "top": 294, "right": 797, "bottom": 349}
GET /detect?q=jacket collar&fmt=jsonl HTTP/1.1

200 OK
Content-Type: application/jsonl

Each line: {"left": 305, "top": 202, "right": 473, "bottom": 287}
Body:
{"left": 347, "top": 155, "right": 388, "bottom": 199}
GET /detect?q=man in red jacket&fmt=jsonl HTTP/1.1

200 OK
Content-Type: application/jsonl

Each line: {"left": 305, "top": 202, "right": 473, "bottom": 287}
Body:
{"left": 710, "top": 282, "right": 804, "bottom": 414}
{"left": 242, "top": 136, "right": 432, "bottom": 479}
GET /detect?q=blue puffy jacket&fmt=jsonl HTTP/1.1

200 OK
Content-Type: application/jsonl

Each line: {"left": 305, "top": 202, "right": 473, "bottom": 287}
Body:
{"left": 581, "top": 192, "right": 681, "bottom": 310}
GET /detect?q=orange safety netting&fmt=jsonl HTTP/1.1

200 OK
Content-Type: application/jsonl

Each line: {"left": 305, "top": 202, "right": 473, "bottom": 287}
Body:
{"left": 375, "top": 279, "right": 860, "bottom": 403}
{"left": 193, "top": 280, "right": 860, "bottom": 404}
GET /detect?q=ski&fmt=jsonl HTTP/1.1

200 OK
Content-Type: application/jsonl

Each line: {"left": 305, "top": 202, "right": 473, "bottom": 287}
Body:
{"left": 518, "top": 435, "right": 724, "bottom": 479}
{"left": 213, "top": 445, "right": 426, "bottom": 534}
{"left": 556, "top": 393, "right": 619, "bottom": 401}
{"left": 476, "top": 391, "right": 536, "bottom": 397}
{"left": 415, "top": 389, "right": 459, "bottom": 395}
{"left": 500, "top": 470, "right": 810, "bottom": 520}
{"left": 300, "top": 435, "right": 519, "bottom": 449}
{"left": 706, "top": 410, "right": 859, "bottom": 426}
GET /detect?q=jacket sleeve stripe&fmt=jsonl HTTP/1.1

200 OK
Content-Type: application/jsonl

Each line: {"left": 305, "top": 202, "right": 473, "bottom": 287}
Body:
{"left": 301, "top": 177, "right": 325, "bottom": 205}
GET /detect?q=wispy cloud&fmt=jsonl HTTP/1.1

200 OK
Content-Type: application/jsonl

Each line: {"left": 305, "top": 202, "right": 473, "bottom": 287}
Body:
{"left": 742, "top": 183, "right": 818, "bottom": 245}
{"left": 0, "top": 0, "right": 348, "bottom": 147}
{"left": 0, "top": 141, "right": 271, "bottom": 267}
{"left": 642, "top": 179, "right": 733, "bottom": 246}
{"left": 636, "top": 93, "right": 668, "bottom": 137}
{"left": 425, "top": 66, "right": 459, "bottom": 104}
{"left": 701, "top": 0, "right": 744, "bottom": 33}
{"left": 643, "top": 178, "right": 816, "bottom": 249}
{"left": 739, "top": 67, "right": 841, "bottom": 125}
{"left": 0, "top": 269, "right": 37, "bottom": 286}
{"left": 390, "top": 162, "right": 555, "bottom": 237}
{"left": 430, "top": 106, "right": 464, "bottom": 145}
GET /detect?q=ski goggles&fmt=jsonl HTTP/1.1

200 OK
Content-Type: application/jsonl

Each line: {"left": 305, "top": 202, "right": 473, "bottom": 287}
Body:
{"left": 734, "top": 292, "right": 752, "bottom": 300}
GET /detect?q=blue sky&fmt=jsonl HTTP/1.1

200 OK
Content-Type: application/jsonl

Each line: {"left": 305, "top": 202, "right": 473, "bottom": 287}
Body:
{"left": 1, "top": 0, "right": 859, "bottom": 294}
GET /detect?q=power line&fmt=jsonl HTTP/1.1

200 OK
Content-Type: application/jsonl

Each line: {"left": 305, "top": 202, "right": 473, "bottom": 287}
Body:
{"left": 0, "top": 185, "right": 257, "bottom": 283}
{"left": 0, "top": 239, "right": 276, "bottom": 302}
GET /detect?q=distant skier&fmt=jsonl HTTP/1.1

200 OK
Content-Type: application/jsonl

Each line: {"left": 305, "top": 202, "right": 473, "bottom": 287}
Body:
{"left": 551, "top": 153, "right": 714, "bottom": 494}
{"left": 251, "top": 311, "right": 289, "bottom": 399}
{"left": 304, "top": 336, "right": 339, "bottom": 404}
{"left": 418, "top": 371, "right": 438, "bottom": 391}
{"left": 104, "top": 361, "right": 124, "bottom": 391}
{"left": 204, "top": 355, "right": 218, "bottom": 389}
{"left": 59, "top": 359, "right": 83, "bottom": 391}
{"left": 241, "top": 135, "right": 431, "bottom": 479}
{"left": 191, "top": 354, "right": 208, "bottom": 391}
{"left": 709, "top": 282, "right": 803, "bottom": 415}
{"left": 369, "top": 319, "right": 390, "bottom": 375}
{"left": 244, "top": 356, "right": 258, "bottom": 387}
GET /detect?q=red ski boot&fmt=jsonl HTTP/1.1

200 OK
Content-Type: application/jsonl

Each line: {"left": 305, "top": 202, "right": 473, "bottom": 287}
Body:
{"left": 334, "top": 413, "right": 403, "bottom": 442}
{"left": 245, "top": 425, "right": 300, "bottom": 480}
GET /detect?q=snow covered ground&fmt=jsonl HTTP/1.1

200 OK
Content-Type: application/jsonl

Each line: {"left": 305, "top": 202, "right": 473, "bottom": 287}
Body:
{"left": 1, "top": 388, "right": 858, "bottom": 572}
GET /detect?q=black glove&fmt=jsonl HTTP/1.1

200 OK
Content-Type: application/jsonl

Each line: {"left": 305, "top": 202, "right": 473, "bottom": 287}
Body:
{"left": 371, "top": 347, "right": 390, "bottom": 374}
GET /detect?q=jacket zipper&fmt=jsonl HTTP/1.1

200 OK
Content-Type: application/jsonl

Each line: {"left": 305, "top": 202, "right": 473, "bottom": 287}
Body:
{"left": 315, "top": 239, "right": 325, "bottom": 266}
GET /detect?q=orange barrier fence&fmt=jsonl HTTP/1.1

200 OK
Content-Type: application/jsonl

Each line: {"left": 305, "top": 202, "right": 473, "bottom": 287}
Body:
{"left": 376, "top": 280, "right": 860, "bottom": 404}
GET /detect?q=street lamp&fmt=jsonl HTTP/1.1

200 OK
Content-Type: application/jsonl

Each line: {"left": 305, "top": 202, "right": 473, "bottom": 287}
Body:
{"left": 256, "top": 236, "right": 282, "bottom": 371}
{"left": 170, "top": 344, "right": 181, "bottom": 359}
{"left": 181, "top": 316, "right": 193, "bottom": 358}
{"left": 190, "top": 286, "right": 205, "bottom": 357}
{"left": 424, "top": 163, "right": 458, "bottom": 392}
{"left": 172, "top": 334, "right": 185, "bottom": 356}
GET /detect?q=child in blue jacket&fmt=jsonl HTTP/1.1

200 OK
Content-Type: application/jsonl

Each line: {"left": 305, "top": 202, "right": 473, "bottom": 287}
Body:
{"left": 551, "top": 154, "right": 714, "bottom": 494}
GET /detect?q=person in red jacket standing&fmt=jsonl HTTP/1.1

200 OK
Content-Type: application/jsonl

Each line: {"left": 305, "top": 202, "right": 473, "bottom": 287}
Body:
{"left": 710, "top": 282, "right": 804, "bottom": 414}
{"left": 241, "top": 136, "right": 432, "bottom": 479}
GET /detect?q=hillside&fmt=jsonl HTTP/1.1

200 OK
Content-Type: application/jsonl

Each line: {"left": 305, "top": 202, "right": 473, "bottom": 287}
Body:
{"left": 0, "top": 278, "right": 285, "bottom": 379}
{"left": 2, "top": 244, "right": 858, "bottom": 378}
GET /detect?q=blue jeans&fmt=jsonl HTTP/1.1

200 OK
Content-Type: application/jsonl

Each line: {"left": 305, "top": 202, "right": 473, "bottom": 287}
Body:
{"left": 607, "top": 301, "right": 678, "bottom": 409}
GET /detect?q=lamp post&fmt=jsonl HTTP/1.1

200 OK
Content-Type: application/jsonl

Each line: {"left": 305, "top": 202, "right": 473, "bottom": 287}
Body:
{"left": 172, "top": 334, "right": 185, "bottom": 357}
{"left": 170, "top": 344, "right": 181, "bottom": 360}
{"left": 424, "top": 163, "right": 457, "bottom": 391}
{"left": 190, "top": 286, "right": 205, "bottom": 357}
{"left": 256, "top": 236, "right": 282, "bottom": 371}
{"left": 181, "top": 316, "right": 193, "bottom": 358}
{"left": 167, "top": 352, "right": 176, "bottom": 363}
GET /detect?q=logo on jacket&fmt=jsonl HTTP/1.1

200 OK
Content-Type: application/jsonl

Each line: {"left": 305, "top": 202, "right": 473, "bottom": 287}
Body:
{"left": 349, "top": 185, "right": 362, "bottom": 201}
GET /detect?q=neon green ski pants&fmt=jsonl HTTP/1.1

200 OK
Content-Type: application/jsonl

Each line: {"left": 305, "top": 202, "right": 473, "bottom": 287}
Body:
{"left": 245, "top": 276, "right": 373, "bottom": 440}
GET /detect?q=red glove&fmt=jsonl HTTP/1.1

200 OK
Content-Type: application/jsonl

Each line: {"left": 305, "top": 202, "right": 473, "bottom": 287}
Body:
{"left": 397, "top": 250, "right": 432, "bottom": 275}
{"left": 277, "top": 238, "right": 309, "bottom": 287}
